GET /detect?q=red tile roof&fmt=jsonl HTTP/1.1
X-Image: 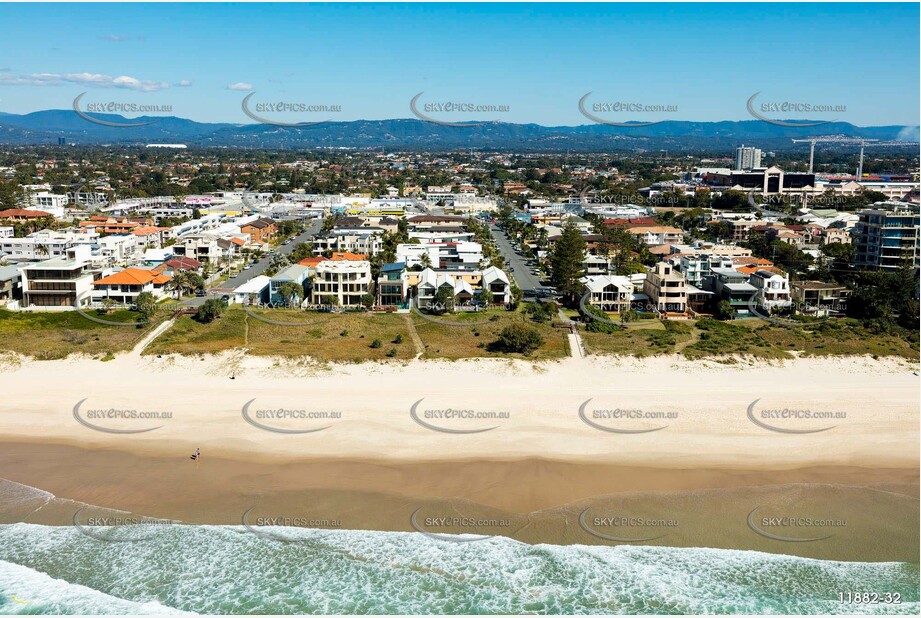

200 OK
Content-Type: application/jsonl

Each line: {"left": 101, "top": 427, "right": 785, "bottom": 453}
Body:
{"left": 93, "top": 268, "right": 171, "bottom": 286}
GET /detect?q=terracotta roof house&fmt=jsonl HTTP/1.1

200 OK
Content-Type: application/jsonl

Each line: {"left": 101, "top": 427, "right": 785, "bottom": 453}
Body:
{"left": 91, "top": 267, "right": 172, "bottom": 304}
{"left": 0, "top": 209, "right": 52, "bottom": 221}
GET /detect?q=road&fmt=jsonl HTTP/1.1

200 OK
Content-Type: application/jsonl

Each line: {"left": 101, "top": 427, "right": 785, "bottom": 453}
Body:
{"left": 216, "top": 218, "right": 323, "bottom": 291}
{"left": 488, "top": 222, "right": 543, "bottom": 296}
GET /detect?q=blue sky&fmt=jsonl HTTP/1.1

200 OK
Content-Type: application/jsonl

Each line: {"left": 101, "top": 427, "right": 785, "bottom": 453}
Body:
{"left": 0, "top": 2, "right": 918, "bottom": 126}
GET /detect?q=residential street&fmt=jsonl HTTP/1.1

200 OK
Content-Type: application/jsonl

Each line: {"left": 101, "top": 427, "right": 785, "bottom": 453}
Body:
{"left": 213, "top": 218, "right": 323, "bottom": 291}
{"left": 488, "top": 222, "right": 542, "bottom": 296}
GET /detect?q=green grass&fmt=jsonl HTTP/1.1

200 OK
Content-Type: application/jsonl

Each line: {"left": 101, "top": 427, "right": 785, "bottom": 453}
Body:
{"left": 245, "top": 309, "right": 415, "bottom": 362}
{"left": 582, "top": 319, "right": 694, "bottom": 357}
{"left": 143, "top": 308, "right": 247, "bottom": 355}
{"left": 412, "top": 308, "right": 568, "bottom": 360}
{"left": 144, "top": 307, "right": 416, "bottom": 362}
{"left": 0, "top": 308, "right": 163, "bottom": 360}
{"left": 582, "top": 316, "right": 919, "bottom": 361}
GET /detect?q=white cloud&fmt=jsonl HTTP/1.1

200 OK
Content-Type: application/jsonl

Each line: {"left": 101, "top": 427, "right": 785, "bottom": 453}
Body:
{"left": 176, "top": 79, "right": 193, "bottom": 87}
{"left": 100, "top": 34, "right": 129, "bottom": 42}
{"left": 227, "top": 82, "right": 253, "bottom": 91}
{"left": 0, "top": 71, "right": 169, "bottom": 92}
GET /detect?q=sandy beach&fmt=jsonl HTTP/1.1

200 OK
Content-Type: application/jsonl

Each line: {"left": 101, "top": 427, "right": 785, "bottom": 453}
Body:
{"left": 0, "top": 351, "right": 918, "bottom": 562}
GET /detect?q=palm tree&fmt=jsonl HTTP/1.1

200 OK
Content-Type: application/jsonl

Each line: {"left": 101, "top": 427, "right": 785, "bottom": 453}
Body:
{"left": 167, "top": 271, "right": 189, "bottom": 300}
{"left": 35, "top": 244, "right": 50, "bottom": 259}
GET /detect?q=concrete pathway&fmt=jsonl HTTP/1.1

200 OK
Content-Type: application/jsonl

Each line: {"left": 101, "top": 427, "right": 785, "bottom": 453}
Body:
{"left": 130, "top": 318, "right": 176, "bottom": 356}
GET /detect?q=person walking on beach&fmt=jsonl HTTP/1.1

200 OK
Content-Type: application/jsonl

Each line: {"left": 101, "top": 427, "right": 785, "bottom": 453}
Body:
{"left": 190, "top": 448, "right": 201, "bottom": 462}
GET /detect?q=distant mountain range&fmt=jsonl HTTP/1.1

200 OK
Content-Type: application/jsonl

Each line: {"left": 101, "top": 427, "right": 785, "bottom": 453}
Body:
{"left": 0, "top": 109, "right": 917, "bottom": 151}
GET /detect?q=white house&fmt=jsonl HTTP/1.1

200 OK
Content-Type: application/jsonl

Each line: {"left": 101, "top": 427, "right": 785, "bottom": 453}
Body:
{"left": 581, "top": 274, "right": 634, "bottom": 312}
{"left": 748, "top": 269, "right": 792, "bottom": 313}
{"left": 91, "top": 267, "right": 172, "bottom": 305}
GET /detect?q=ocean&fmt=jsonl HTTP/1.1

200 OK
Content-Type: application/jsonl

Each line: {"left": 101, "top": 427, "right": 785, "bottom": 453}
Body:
{"left": 1, "top": 477, "right": 918, "bottom": 615}
{"left": 0, "top": 522, "right": 918, "bottom": 615}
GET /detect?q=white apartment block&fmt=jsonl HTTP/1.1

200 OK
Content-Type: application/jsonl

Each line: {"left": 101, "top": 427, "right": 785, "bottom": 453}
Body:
{"left": 171, "top": 234, "right": 237, "bottom": 264}
{"left": 674, "top": 254, "right": 735, "bottom": 287}
{"left": 19, "top": 245, "right": 97, "bottom": 309}
{"left": 0, "top": 230, "right": 98, "bottom": 262}
{"left": 313, "top": 229, "right": 383, "bottom": 255}
{"left": 396, "top": 240, "right": 483, "bottom": 270}
{"left": 26, "top": 192, "right": 68, "bottom": 217}
{"left": 643, "top": 261, "right": 688, "bottom": 314}
{"left": 735, "top": 145, "right": 763, "bottom": 170}
{"left": 310, "top": 259, "right": 372, "bottom": 306}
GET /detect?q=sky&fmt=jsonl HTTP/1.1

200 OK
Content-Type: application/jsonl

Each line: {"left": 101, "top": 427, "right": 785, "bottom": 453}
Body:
{"left": 0, "top": 2, "right": 918, "bottom": 127}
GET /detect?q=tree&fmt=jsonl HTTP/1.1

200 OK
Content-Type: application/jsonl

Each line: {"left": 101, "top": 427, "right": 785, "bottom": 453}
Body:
{"left": 135, "top": 291, "right": 157, "bottom": 319}
{"left": 715, "top": 300, "right": 735, "bottom": 320}
{"left": 494, "top": 323, "right": 544, "bottom": 355}
{"left": 277, "top": 281, "right": 303, "bottom": 308}
{"left": 289, "top": 242, "right": 313, "bottom": 263}
{"left": 526, "top": 301, "right": 556, "bottom": 323}
{"left": 430, "top": 285, "right": 455, "bottom": 315}
{"left": 360, "top": 292, "right": 376, "bottom": 309}
{"left": 194, "top": 299, "right": 226, "bottom": 323}
{"left": 549, "top": 221, "right": 586, "bottom": 304}
{"left": 166, "top": 271, "right": 189, "bottom": 299}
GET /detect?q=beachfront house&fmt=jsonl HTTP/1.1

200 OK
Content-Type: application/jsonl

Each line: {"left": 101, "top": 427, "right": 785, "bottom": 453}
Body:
{"left": 748, "top": 269, "right": 792, "bottom": 314}
{"left": 705, "top": 267, "right": 757, "bottom": 316}
{"left": 269, "top": 264, "right": 310, "bottom": 306}
{"left": 19, "top": 246, "right": 97, "bottom": 309}
{"left": 581, "top": 274, "right": 634, "bottom": 313}
{"left": 232, "top": 275, "right": 271, "bottom": 306}
{"left": 91, "top": 267, "right": 172, "bottom": 305}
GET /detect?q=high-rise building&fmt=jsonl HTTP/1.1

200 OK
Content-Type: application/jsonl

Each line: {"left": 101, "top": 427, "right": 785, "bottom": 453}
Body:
{"left": 853, "top": 203, "right": 920, "bottom": 271}
{"left": 735, "top": 145, "right": 763, "bottom": 171}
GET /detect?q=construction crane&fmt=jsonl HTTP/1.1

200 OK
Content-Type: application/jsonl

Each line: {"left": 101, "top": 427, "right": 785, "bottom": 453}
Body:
{"left": 792, "top": 135, "right": 918, "bottom": 176}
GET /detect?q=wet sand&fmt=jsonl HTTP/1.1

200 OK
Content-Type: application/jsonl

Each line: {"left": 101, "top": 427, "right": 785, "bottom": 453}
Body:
{"left": 1, "top": 443, "right": 917, "bottom": 563}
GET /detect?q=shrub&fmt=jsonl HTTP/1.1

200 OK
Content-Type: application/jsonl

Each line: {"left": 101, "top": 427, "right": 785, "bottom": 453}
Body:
{"left": 393, "top": 334, "right": 404, "bottom": 344}
{"left": 194, "top": 299, "right": 226, "bottom": 324}
{"left": 370, "top": 338, "right": 383, "bottom": 348}
{"left": 494, "top": 323, "right": 544, "bottom": 355}
{"left": 581, "top": 303, "right": 622, "bottom": 333}
{"left": 386, "top": 348, "right": 398, "bottom": 357}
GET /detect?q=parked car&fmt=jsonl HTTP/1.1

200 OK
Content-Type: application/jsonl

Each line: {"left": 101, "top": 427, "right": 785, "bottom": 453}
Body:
{"left": 195, "top": 289, "right": 207, "bottom": 297}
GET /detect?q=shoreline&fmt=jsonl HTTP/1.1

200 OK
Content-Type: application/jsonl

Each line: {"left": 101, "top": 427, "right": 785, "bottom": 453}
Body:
{"left": 1, "top": 446, "right": 918, "bottom": 563}
{"left": 1, "top": 352, "right": 917, "bottom": 563}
